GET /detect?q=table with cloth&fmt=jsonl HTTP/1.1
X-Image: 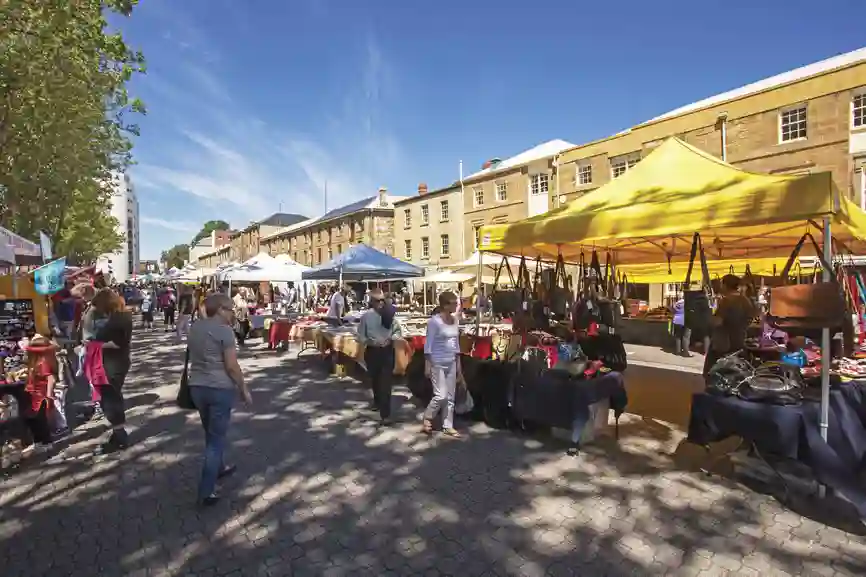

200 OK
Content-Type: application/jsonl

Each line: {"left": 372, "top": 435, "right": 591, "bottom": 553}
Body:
{"left": 511, "top": 367, "right": 628, "bottom": 444}
{"left": 688, "top": 381, "right": 866, "bottom": 518}
{"left": 317, "top": 328, "right": 417, "bottom": 375}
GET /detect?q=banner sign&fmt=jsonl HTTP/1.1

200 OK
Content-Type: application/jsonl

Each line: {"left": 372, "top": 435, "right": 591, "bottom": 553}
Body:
{"left": 39, "top": 231, "right": 52, "bottom": 261}
{"left": 34, "top": 257, "right": 67, "bottom": 295}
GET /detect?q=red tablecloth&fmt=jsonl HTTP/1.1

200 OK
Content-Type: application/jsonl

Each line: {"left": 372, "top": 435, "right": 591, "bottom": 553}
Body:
{"left": 268, "top": 320, "right": 293, "bottom": 348}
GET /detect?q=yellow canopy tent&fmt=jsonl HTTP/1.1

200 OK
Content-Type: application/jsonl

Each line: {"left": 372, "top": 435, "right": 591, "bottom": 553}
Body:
{"left": 617, "top": 257, "right": 794, "bottom": 284}
{"left": 479, "top": 137, "right": 866, "bottom": 264}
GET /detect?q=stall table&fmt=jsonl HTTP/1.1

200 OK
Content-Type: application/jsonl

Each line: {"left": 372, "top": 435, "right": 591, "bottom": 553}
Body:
{"left": 688, "top": 381, "right": 866, "bottom": 518}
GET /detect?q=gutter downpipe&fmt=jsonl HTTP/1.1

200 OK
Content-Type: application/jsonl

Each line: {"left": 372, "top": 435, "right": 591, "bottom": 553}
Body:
{"left": 718, "top": 112, "right": 728, "bottom": 162}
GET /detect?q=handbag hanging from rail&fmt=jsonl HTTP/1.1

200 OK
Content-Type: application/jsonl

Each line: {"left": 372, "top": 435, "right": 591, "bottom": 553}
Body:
{"left": 767, "top": 232, "right": 847, "bottom": 338}
{"left": 491, "top": 256, "right": 520, "bottom": 316}
{"left": 682, "top": 232, "right": 714, "bottom": 336}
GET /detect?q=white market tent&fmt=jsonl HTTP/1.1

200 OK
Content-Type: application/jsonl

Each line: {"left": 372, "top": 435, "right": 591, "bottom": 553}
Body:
{"left": 445, "top": 250, "right": 549, "bottom": 278}
{"left": 223, "top": 252, "right": 310, "bottom": 282}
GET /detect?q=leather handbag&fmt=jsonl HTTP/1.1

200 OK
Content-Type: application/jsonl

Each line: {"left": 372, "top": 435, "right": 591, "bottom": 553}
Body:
{"left": 176, "top": 347, "right": 196, "bottom": 410}
{"left": 682, "top": 233, "right": 713, "bottom": 334}
{"left": 768, "top": 233, "right": 846, "bottom": 334}
{"left": 491, "top": 257, "right": 520, "bottom": 315}
{"left": 548, "top": 253, "right": 573, "bottom": 318}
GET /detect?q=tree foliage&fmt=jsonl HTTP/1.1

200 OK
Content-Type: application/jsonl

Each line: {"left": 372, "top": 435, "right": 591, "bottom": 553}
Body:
{"left": 192, "top": 220, "right": 231, "bottom": 245}
{"left": 161, "top": 244, "right": 190, "bottom": 270}
{"left": 0, "top": 0, "right": 146, "bottom": 263}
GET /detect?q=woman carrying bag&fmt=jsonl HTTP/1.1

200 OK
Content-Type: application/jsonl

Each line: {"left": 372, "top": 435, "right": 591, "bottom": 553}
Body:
{"left": 421, "top": 291, "right": 465, "bottom": 437}
{"left": 184, "top": 293, "right": 252, "bottom": 507}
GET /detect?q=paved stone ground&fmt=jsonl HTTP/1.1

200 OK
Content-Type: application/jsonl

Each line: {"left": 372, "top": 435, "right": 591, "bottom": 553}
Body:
{"left": 1, "top": 327, "right": 865, "bottom": 577}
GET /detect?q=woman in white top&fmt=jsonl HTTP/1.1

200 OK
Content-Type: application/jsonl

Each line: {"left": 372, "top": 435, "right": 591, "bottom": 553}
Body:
{"left": 422, "top": 291, "right": 463, "bottom": 437}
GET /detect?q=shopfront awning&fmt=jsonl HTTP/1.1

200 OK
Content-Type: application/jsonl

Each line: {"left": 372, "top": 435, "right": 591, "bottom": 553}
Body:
{"left": 479, "top": 138, "right": 866, "bottom": 264}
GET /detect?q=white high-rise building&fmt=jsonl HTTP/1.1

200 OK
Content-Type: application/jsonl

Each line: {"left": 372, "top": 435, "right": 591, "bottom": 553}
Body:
{"left": 96, "top": 171, "right": 140, "bottom": 282}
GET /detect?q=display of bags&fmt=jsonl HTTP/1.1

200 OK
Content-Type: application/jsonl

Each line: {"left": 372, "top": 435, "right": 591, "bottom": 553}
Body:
{"left": 768, "top": 233, "right": 847, "bottom": 336}
{"left": 491, "top": 256, "right": 531, "bottom": 316}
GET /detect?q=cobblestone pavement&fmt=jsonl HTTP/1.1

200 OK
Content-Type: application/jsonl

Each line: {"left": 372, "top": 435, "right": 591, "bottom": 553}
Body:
{"left": 1, "top": 328, "right": 865, "bottom": 577}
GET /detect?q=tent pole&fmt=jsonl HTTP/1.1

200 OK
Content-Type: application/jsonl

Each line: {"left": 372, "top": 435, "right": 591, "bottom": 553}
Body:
{"left": 475, "top": 249, "right": 483, "bottom": 333}
{"left": 819, "top": 216, "right": 832, "bottom": 499}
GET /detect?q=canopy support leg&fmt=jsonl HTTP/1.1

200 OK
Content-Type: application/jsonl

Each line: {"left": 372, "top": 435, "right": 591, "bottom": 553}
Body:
{"left": 819, "top": 216, "right": 832, "bottom": 498}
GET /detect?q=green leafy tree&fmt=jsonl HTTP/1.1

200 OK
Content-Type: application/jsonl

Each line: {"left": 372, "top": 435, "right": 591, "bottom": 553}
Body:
{"left": 0, "top": 0, "right": 146, "bottom": 260}
{"left": 192, "top": 220, "right": 231, "bottom": 245}
{"left": 161, "top": 244, "right": 190, "bottom": 270}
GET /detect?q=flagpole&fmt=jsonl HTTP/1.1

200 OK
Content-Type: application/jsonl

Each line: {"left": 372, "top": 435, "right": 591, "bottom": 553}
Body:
{"left": 459, "top": 160, "right": 465, "bottom": 260}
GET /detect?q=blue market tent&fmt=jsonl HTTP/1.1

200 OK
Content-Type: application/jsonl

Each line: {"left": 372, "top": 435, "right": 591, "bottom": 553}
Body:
{"left": 302, "top": 244, "right": 424, "bottom": 281}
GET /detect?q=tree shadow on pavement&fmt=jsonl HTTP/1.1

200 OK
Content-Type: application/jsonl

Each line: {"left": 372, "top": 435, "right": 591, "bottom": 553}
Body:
{"left": 1, "top": 328, "right": 865, "bottom": 577}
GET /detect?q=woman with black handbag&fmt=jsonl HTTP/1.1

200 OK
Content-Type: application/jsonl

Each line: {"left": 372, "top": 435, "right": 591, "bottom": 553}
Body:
{"left": 185, "top": 294, "right": 252, "bottom": 506}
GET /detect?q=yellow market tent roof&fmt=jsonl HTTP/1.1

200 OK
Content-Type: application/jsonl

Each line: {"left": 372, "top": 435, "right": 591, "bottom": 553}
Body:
{"left": 617, "top": 256, "right": 810, "bottom": 284}
{"left": 479, "top": 138, "right": 866, "bottom": 264}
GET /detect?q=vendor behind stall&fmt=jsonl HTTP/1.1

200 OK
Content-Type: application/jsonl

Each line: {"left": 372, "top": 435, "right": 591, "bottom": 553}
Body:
{"left": 703, "top": 274, "right": 756, "bottom": 375}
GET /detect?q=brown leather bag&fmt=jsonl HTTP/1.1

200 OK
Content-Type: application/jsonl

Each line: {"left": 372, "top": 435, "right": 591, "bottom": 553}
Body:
{"left": 768, "top": 233, "right": 846, "bottom": 333}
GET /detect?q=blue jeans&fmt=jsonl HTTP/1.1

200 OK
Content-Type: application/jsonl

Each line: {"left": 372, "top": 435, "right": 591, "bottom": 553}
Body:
{"left": 189, "top": 386, "right": 236, "bottom": 501}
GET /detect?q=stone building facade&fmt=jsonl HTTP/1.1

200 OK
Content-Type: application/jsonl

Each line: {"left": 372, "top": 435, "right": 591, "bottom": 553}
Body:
{"left": 393, "top": 183, "right": 465, "bottom": 270}
{"left": 259, "top": 188, "right": 405, "bottom": 267}
{"left": 460, "top": 140, "right": 575, "bottom": 254}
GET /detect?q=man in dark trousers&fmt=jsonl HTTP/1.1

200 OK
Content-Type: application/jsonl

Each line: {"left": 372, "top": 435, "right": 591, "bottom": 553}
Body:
{"left": 355, "top": 289, "right": 403, "bottom": 425}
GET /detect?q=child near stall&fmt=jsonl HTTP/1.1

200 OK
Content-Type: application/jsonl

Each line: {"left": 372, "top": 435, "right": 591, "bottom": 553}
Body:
{"left": 23, "top": 334, "right": 60, "bottom": 453}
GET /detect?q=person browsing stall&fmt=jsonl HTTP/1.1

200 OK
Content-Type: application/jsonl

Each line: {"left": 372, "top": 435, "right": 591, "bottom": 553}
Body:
{"left": 326, "top": 286, "right": 346, "bottom": 324}
{"left": 356, "top": 288, "right": 402, "bottom": 425}
{"left": 703, "top": 274, "right": 757, "bottom": 375}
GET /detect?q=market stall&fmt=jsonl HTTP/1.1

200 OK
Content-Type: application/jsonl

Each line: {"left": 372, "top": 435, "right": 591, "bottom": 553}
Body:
{"left": 479, "top": 137, "right": 866, "bottom": 516}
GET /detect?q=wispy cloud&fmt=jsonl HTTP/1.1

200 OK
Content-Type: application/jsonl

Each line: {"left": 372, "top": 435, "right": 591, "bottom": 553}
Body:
{"left": 140, "top": 216, "right": 199, "bottom": 233}
{"left": 134, "top": 35, "right": 406, "bottom": 224}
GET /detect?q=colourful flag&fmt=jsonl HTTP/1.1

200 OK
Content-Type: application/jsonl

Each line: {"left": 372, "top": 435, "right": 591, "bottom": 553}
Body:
{"left": 34, "top": 257, "right": 67, "bottom": 295}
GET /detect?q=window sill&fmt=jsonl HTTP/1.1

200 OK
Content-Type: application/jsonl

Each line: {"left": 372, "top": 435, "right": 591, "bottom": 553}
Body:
{"left": 420, "top": 222, "right": 429, "bottom": 228}
{"left": 778, "top": 137, "right": 808, "bottom": 145}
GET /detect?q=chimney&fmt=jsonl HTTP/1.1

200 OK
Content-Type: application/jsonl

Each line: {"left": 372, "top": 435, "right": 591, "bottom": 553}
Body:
{"left": 377, "top": 186, "right": 388, "bottom": 207}
{"left": 417, "top": 183, "right": 428, "bottom": 195}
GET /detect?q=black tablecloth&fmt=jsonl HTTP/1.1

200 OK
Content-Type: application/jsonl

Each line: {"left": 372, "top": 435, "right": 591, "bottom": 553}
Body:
{"left": 688, "top": 382, "right": 866, "bottom": 517}
{"left": 512, "top": 368, "right": 627, "bottom": 442}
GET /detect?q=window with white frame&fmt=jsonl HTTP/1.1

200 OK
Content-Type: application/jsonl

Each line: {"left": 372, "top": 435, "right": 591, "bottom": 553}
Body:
{"left": 496, "top": 181, "right": 507, "bottom": 202}
{"left": 440, "top": 200, "right": 449, "bottom": 221}
{"left": 610, "top": 153, "right": 640, "bottom": 178}
{"left": 473, "top": 186, "right": 484, "bottom": 207}
{"left": 420, "top": 204, "right": 429, "bottom": 225}
{"left": 530, "top": 173, "right": 549, "bottom": 195}
{"left": 854, "top": 92, "right": 866, "bottom": 128}
{"left": 403, "top": 208, "right": 411, "bottom": 228}
{"left": 421, "top": 237, "right": 430, "bottom": 259}
{"left": 577, "top": 162, "right": 592, "bottom": 185}
{"left": 780, "top": 105, "right": 807, "bottom": 142}
{"left": 440, "top": 234, "right": 450, "bottom": 257}
{"left": 404, "top": 240, "right": 412, "bottom": 260}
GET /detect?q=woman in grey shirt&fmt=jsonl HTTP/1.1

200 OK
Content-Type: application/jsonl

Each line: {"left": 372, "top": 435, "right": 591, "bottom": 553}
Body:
{"left": 187, "top": 294, "right": 252, "bottom": 506}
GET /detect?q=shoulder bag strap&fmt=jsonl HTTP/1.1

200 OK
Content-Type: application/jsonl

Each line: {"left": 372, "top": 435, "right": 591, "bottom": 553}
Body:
{"left": 683, "top": 232, "right": 700, "bottom": 287}
{"left": 780, "top": 232, "right": 834, "bottom": 284}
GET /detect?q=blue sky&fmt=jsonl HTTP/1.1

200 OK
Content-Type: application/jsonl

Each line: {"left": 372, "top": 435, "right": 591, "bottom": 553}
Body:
{"left": 121, "top": 0, "right": 864, "bottom": 259}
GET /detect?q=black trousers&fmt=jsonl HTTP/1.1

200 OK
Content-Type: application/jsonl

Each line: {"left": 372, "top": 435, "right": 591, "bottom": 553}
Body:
{"left": 25, "top": 401, "right": 53, "bottom": 444}
{"left": 364, "top": 346, "right": 395, "bottom": 419}
{"left": 235, "top": 320, "right": 250, "bottom": 345}
{"left": 98, "top": 372, "right": 128, "bottom": 428}
{"left": 164, "top": 307, "right": 176, "bottom": 326}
